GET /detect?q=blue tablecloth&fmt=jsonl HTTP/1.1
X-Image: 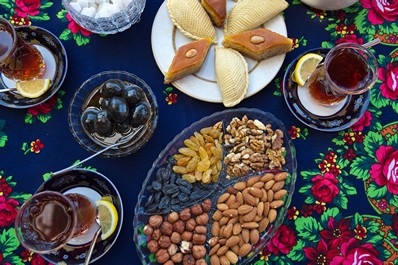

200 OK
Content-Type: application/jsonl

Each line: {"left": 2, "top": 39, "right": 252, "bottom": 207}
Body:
{"left": 1, "top": 0, "right": 398, "bottom": 264}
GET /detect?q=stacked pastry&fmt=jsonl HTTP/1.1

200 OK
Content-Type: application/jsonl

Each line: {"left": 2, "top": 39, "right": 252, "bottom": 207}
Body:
{"left": 164, "top": 0, "right": 292, "bottom": 107}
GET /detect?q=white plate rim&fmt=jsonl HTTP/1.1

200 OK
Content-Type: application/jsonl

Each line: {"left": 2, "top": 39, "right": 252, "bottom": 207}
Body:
{"left": 151, "top": 1, "right": 288, "bottom": 103}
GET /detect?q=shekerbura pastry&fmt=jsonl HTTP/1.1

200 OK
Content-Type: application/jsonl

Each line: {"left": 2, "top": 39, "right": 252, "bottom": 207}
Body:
{"left": 167, "top": 0, "right": 217, "bottom": 43}
{"left": 225, "top": 0, "right": 289, "bottom": 36}
{"left": 214, "top": 47, "right": 249, "bottom": 107}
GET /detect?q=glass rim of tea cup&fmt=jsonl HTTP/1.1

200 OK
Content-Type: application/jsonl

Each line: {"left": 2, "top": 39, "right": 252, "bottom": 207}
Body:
{"left": 14, "top": 190, "right": 78, "bottom": 254}
{"left": 0, "top": 18, "right": 18, "bottom": 61}
{"left": 324, "top": 42, "right": 378, "bottom": 96}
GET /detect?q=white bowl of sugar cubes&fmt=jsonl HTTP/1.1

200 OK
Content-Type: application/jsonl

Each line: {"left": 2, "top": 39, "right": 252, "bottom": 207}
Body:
{"left": 62, "top": 0, "right": 146, "bottom": 34}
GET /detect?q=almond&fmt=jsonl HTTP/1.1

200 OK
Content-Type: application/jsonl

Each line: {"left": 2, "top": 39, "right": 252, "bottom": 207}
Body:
{"left": 274, "top": 189, "right": 287, "bottom": 200}
{"left": 226, "top": 235, "right": 240, "bottom": 247}
{"left": 241, "top": 222, "right": 259, "bottom": 229}
{"left": 243, "top": 193, "right": 257, "bottom": 206}
{"left": 233, "top": 182, "right": 246, "bottom": 190}
{"left": 270, "top": 200, "right": 284, "bottom": 209}
{"left": 252, "top": 181, "right": 264, "bottom": 188}
{"left": 241, "top": 228, "right": 250, "bottom": 243}
{"left": 218, "top": 193, "right": 230, "bottom": 204}
{"left": 247, "top": 175, "right": 261, "bottom": 187}
{"left": 250, "top": 229, "right": 260, "bottom": 245}
{"left": 185, "top": 48, "right": 198, "bottom": 58}
{"left": 242, "top": 207, "right": 257, "bottom": 222}
{"left": 225, "top": 250, "right": 239, "bottom": 264}
{"left": 212, "top": 221, "right": 220, "bottom": 237}
{"left": 264, "top": 179, "right": 275, "bottom": 190}
{"left": 238, "top": 243, "right": 252, "bottom": 257}
{"left": 217, "top": 246, "right": 229, "bottom": 256}
{"left": 231, "top": 245, "right": 240, "bottom": 256}
{"left": 213, "top": 210, "right": 223, "bottom": 221}
{"left": 225, "top": 194, "right": 236, "bottom": 206}
{"left": 272, "top": 181, "right": 285, "bottom": 192}
{"left": 236, "top": 192, "right": 244, "bottom": 205}
{"left": 250, "top": 35, "right": 265, "bottom": 44}
{"left": 233, "top": 223, "right": 241, "bottom": 235}
{"left": 227, "top": 216, "right": 238, "bottom": 225}
{"left": 210, "top": 255, "right": 221, "bottom": 265}
{"left": 210, "top": 244, "right": 220, "bottom": 256}
{"left": 223, "top": 223, "right": 233, "bottom": 238}
{"left": 274, "top": 171, "right": 288, "bottom": 181}
{"left": 222, "top": 209, "right": 238, "bottom": 218}
{"left": 263, "top": 202, "right": 270, "bottom": 216}
{"left": 209, "top": 236, "right": 219, "bottom": 247}
{"left": 237, "top": 205, "right": 253, "bottom": 215}
{"left": 219, "top": 216, "right": 230, "bottom": 226}
{"left": 254, "top": 215, "right": 262, "bottom": 222}
{"left": 260, "top": 189, "right": 268, "bottom": 202}
{"left": 219, "top": 255, "right": 230, "bottom": 265}
{"left": 261, "top": 173, "right": 274, "bottom": 182}
{"left": 258, "top": 217, "right": 270, "bottom": 232}
{"left": 248, "top": 187, "right": 263, "bottom": 198}
{"left": 217, "top": 203, "right": 229, "bottom": 211}
{"left": 268, "top": 208, "right": 277, "bottom": 223}
{"left": 267, "top": 190, "right": 274, "bottom": 203}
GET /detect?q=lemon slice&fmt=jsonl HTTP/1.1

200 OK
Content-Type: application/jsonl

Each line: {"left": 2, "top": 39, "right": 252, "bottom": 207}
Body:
{"left": 292, "top": 53, "right": 323, "bottom": 86}
{"left": 15, "top": 78, "right": 51, "bottom": 98}
{"left": 96, "top": 199, "right": 118, "bottom": 240}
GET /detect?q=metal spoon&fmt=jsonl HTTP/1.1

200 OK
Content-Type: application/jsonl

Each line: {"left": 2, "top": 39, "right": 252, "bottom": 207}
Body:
{"left": 83, "top": 220, "right": 101, "bottom": 265}
{"left": 0, "top": 87, "right": 16, "bottom": 93}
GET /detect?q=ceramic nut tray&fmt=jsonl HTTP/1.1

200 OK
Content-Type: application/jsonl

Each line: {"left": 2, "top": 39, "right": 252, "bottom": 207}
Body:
{"left": 133, "top": 108, "right": 297, "bottom": 265}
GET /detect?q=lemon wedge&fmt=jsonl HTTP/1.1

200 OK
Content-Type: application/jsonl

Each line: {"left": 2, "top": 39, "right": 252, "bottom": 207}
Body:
{"left": 96, "top": 199, "right": 118, "bottom": 240}
{"left": 292, "top": 53, "right": 324, "bottom": 86}
{"left": 15, "top": 78, "right": 51, "bottom": 98}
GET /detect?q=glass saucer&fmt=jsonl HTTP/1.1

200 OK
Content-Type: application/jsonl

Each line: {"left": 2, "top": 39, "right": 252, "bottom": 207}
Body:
{"left": 0, "top": 26, "right": 68, "bottom": 109}
{"left": 283, "top": 48, "right": 370, "bottom": 132}
{"left": 36, "top": 169, "right": 123, "bottom": 265}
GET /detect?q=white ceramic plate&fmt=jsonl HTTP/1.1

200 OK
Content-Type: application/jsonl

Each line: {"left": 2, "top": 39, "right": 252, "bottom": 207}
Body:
{"left": 151, "top": 1, "right": 288, "bottom": 103}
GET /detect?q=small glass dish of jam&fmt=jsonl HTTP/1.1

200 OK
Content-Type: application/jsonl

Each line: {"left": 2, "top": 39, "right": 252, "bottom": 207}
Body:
{"left": 68, "top": 70, "right": 158, "bottom": 158}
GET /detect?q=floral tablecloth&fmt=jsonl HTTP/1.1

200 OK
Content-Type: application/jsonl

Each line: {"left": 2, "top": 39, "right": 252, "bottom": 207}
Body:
{"left": 0, "top": 0, "right": 397, "bottom": 264}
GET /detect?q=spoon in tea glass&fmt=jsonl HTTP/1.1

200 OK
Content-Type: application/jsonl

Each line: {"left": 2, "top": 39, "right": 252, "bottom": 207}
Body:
{"left": 83, "top": 216, "right": 102, "bottom": 265}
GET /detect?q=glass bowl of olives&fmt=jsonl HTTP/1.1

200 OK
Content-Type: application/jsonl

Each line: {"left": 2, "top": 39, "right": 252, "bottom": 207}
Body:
{"left": 68, "top": 70, "right": 158, "bottom": 158}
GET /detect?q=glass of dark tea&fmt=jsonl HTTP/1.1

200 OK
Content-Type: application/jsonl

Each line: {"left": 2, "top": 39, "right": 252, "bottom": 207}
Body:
{"left": 307, "top": 43, "right": 378, "bottom": 106}
{"left": 14, "top": 191, "right": 97, "bottom": 254}
{"left": 0, "top": 18, "right": 45, "bottom": 81}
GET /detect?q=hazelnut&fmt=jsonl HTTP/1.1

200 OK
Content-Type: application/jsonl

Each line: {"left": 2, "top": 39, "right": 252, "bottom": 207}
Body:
{"left": 201, "top": 199, "right": 212, "bottom": 212}
{"left": 164, "top": 260, "right": 175, "bottom": 265}
{"left": 194, "top": 226, "right": 207, "bottom": 234}
{"left": 147, "top": 240, "right": 159, "bottom": 253}
{"left": 179, "top": 208, "right": 191, "bottom": 221}
{"left": 171, "top": 252, "right": 183, "bottom": 263}
{"left": 192, "top": 234, "right": 206, "bottom": 245}
{"left": 168, "top": 243, "right": 178, "bottom": 256}
{"left": 185, "top": 218, "right": 196, "bottom": 232}
{"left": 168, "top": 212, "right": 179, "bottom": 223}
{"left": 196, "top": 213, "right": 209, "bottom": 225}
{"left": 155, "top": 249, "right": 170, "bottom": 264}
{"left": 152, "top": 229, "right": 162, "bottom": 241}
{"left": 170, "top": 232, "right": 182, "bottom": 244}
{"left": 173, "top": 220, "right": 185, "bottom": 234}
{"left": 180, "top": 240, "right": 192, "bottom": 254}
{"left": 143, "top": 225, "right": 153, "bottom": 236}
{"left": 160, "top": 221, "right": 173, "bottom": 236}
{"left": 149, "top": 215, "right": 163, "bottom": 228}
{"left": 181, "top": 231, "right": 193, "bottom": 241}
{"left": 183, "top": 254, "right": 196, "bottom": 265}
{"left": 192, "top": 245, "right": 206, "bottom": 259}
{"left": 158, "top": 235, "right": 171, "bottom": 249}
{"left": 191, "top": 204, "right": 203, "bottom": 216}
{"left": 195, "top": 259, "right": 207, "bottom": 265}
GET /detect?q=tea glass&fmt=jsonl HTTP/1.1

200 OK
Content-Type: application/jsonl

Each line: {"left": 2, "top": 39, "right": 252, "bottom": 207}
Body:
{"left": 15, "top": 191, "right": 96, "bottom": 254}
{"left": 0, "top": 18, "right": 45, "bottom": 81}
{"left": 306, "top": 43, "right": 378, "bottom": 106}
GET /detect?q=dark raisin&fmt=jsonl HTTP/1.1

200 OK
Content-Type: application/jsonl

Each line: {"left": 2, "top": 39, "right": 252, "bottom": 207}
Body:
{"left": 179, "top": 186, "right": 191, "bottom": 195}
{"left": 152, "top": 181, "right": 162, "bottom": 191}
{"left": 177, "top": 193, "right": 189, "bottom": 202}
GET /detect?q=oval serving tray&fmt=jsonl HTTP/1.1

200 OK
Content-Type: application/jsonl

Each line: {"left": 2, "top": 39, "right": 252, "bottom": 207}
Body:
{"left": 133, "top": 108, "right": 297, "bottom": 265}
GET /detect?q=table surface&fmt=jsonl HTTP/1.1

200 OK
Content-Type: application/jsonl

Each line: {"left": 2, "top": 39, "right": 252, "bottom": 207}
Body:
{"left": 1, "top": 0, "right": 398, "bottom": 265}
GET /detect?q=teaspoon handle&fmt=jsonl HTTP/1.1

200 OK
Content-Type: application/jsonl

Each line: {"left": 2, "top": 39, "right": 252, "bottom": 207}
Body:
{"left": 84, "top": 227, "right": 102, "bottom": 265}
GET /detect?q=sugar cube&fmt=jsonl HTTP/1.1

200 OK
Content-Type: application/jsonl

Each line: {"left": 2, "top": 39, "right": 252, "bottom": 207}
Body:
{"left": 81, "top": 6, "right": 96, "bottom": 17}
{"left": 69, "top": 2, "right": 82, "bottom": 13}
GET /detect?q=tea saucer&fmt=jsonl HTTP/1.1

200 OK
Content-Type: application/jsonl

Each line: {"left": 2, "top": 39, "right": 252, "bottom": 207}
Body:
{"left": 35, "top": 169, "right": 123, "bottom": 265}
{"left": 0, "top": 26, "right": 67, "bottom": 109}
{"left": 283, "top": 48, "right": 370, "bottom": 132}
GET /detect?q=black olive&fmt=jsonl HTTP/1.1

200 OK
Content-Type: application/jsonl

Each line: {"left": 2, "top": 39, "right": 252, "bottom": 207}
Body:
{"left": 100, "top": 79, "right": 124, "bottom": 98}
{"left": 100, "top": 98, "right": 110, "bottom": 110}
{"left": 81, "top": 108, "right": 99, "bottom": 134}
{"left": 94, "top": 110, "right": 115, "bottom": 137}
{"left": 130, "top": 101, "right": 151, "bottom": 127}
{"left": 107, "top": 97, "right": 129, "bottom": 123}
{"left": 123, "top": 84, "right": 145, "bottom": 106}
{"left": 115, "top": 121, "right": 130, "bottom": 134}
